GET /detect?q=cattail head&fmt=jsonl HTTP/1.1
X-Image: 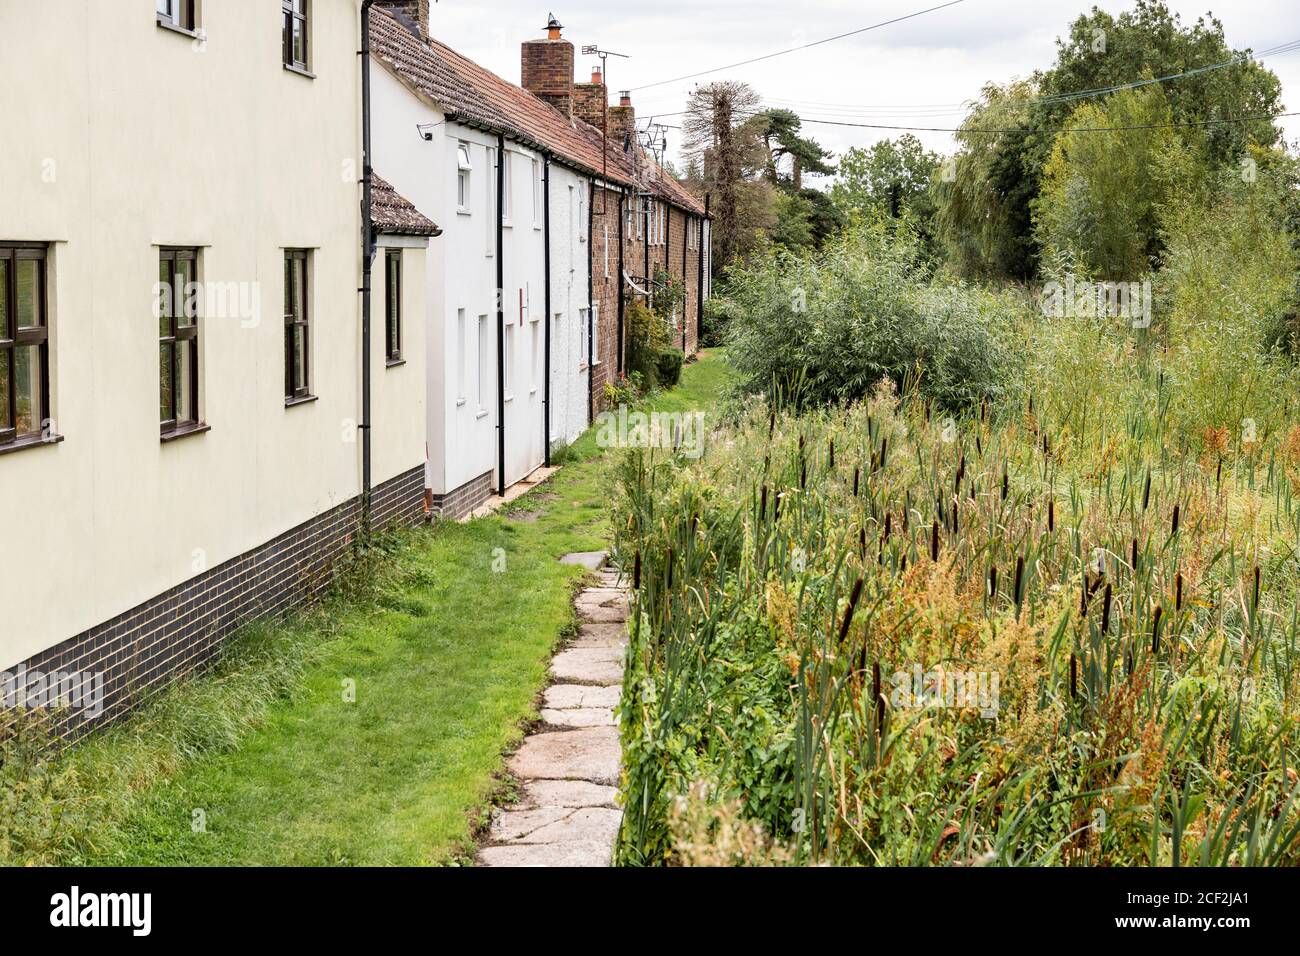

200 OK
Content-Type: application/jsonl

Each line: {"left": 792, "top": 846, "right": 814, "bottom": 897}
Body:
{"left": 1175, "top": 572, "right": 1183, "bottom": 612}
{"left": 634, "top": 552, "right": 642, "bottom": 590}
{"left": 1171, "top": 504, "right": 1180, "bottom": 536}
{"left": 852, "top": 466, "right": 860, "bottom": 497}
{"left": 1047, "top": 498, "right": 1055, "bottom": 533}
{"left": 931, "top": 520, "right": 940, "bottom": 562}
{"left": 1101, "top": 584, "right": 1112, "bottom": 634}
{"left": 1142, "top": 469, "right": 1151, "bottom": 511}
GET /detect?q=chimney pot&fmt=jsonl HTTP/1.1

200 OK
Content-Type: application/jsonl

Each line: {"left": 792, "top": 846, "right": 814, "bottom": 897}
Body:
{"left": 619, "top": 91, "right": 632, "bottom": 107}
{"left": 546, "top": 13, "right": 563, "bottom": 39}
{"left": 592, "top": 67, "right": 603, "bottom": 84}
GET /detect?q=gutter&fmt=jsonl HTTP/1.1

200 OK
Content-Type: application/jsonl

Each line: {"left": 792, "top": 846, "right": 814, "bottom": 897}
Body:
{"left": 616, "top": 191, "right": 625, "bottom": 374}
{"left": 698, "top": 194, "right": 709, "bottom": 343}
{"left": 359, "top": 0, "right": 377, "bottom": 531}
{"left": 543, "top": 156, "right": 552, "bottom": 466}
{"left": 587, "top": 179, "right": 595, "bottom": 426}
{"left": 496, "top": 133, "right": 506, "bottom": 497}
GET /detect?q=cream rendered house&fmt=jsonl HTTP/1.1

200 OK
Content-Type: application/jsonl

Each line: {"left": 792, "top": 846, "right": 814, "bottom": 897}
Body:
{"left": 0, "top": 0, "right": 433, "bottom": 736}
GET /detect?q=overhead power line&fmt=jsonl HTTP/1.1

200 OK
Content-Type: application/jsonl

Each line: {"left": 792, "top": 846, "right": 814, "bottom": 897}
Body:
{"left": 636, "top": 36, "right": 1300, "bottom": 120}
{"left": 629, "top": 0, "right": 968, "bottom": 92}
{"left": 792, "top": 110, "right": 1299, "bottom": 135}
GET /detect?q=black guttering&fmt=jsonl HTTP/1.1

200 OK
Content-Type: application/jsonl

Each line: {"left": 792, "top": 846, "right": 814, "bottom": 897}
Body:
{"left": 586, "top": 179, "right": 595, "bottom": 426}
{"left": 616, "top": 191, "right": 625, "bottom": 374}
{"left": 543, "top": 155, "right": 552, "bottom": 466}
{"left": 360, "top": 0, "right": 378, "bottom": 529}
{"left": 495, "top": 132, "right": 506, "bottom": 497}
{"left": 698, "top": 193, "right": 709, "bottom": 342}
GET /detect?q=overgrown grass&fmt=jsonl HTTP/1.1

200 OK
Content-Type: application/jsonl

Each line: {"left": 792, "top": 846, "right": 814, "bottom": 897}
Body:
{"left": 1, "top": 351, "right": 732, "bottom": 867}
{"left": 615, "top": 367, "right": 1300, "bottom": 866}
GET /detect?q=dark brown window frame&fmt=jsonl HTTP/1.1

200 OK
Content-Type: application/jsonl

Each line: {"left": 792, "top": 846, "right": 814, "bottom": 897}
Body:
{"left": 0, "top": 243, "right": 52, "bottom": 450}
{"left": 385, "top": 249, "right": 402, "bottom": 366}
{"left": 282, "top": 0, "right": 310, "bottom": 73}
{"left": 158, "top": 247, "right": 202, "bottom": 438}
{"left": 156, "top": 0, "right": 197, "bottom": 33}
{"left": 284, "top": 249, "right": 312, "bottom": 403}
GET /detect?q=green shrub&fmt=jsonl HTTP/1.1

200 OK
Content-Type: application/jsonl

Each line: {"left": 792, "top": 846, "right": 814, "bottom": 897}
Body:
{"left": 721, "top": 222, "right": 1020, "bottom": 412}
{"left": 653, "top": 348, "right": 683, "bottom": 389}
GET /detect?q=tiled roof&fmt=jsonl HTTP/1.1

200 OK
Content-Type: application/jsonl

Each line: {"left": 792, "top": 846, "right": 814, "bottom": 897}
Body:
{"left": 370, "top": 8, "right": 706, "bottom": 217}
{"left": 372, "top": 174, "right": 441, "bottom": 236}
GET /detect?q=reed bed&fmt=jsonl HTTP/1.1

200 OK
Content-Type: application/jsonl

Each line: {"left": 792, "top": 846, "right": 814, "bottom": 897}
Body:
{"left": 613, "top": 369, "right": 1300, "bottom": 866}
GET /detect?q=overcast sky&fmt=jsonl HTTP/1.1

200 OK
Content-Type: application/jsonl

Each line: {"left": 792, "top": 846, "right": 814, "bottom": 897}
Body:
{"left": 431, "top": 0, "right": 1299, "bottom": 181}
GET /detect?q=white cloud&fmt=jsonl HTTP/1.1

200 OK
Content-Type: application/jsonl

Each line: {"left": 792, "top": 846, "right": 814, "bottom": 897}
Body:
{"left": 431, "top": 0, "right": 1300, "bottom": 172}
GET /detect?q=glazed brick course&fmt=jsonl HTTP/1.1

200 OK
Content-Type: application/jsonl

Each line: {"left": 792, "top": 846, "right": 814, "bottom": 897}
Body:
{"left": 3, "top": 464, "right": 427, "bottom": 745}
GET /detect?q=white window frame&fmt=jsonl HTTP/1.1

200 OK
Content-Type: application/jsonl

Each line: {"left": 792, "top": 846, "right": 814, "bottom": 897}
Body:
{"left": 485, "top": 146, "right": 496, "bottom": 257}
{"left": 532, "top": 158, "right": 542, "bottom": 229}
{"left": 503, "top": 321, "right": 515, "bottom": 400}
{"left": 457, "top": 142, "right": 472, "bottom": 215}
{"left": 477, "top": 313, "right": 490, "bottom": 414}
{"left": 580, "top": 308, "right": 591, "bottom": 367}
{"left": 501, "top": 150, "right": 513, "bottom": 227}
{"left": 591, "top": 304, "right": 601, "bottom": 365}
{"left": 578, "top": 187, "right": 587, "bottom": 244}
{"left": 456, "top": 308, "right": 467, "bottom": 404}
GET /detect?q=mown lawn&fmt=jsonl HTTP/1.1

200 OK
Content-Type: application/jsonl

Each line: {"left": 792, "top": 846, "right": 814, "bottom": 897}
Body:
{"left": 17, "top": 350, "right": 730, "bottom": 867}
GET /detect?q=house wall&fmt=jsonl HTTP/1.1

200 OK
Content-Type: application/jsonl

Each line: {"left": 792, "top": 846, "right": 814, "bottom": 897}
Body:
{"left": 547, "top": 163, "right": 593, "bottom": 449}
{"left": 0, "top": 2, "right": 426, "bottom": 683}
{"left": 588, "top": 183, "right": 623, "bottom": 416}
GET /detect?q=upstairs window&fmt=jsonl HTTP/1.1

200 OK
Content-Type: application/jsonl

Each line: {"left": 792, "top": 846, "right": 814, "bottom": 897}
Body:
{"left": 531, "top": 158, "right": 542, "bottom": 229}
{"left": 0, "top": 245, "right": 50, "bottom": 448}
{"left": 457, "top": 143, "right": 472, "bottom": 214}
{"left": 158, "top": 248, "right": 201, "bottom": 435}
{"left": 282, "top": 0, "right": 309, "bottom": 72}
{"left": 156, "top": 0, "right": 196, "bottom": 31}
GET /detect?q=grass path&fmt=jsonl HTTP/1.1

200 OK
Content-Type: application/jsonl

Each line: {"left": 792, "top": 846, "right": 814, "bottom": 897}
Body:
{"left": 50, "top": 350, "right": 731, "bottom": 866}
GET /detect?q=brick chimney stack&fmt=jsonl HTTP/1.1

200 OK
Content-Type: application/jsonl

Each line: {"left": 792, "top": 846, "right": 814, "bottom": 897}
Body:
{"left": 608, "top": 91, "right": 636, "bottom": 153}
{"left": 374, "top": 0, "right": 430, "bottom": 41}
{"left": 521, "top": 14, "right": 575, "bottom": 117}
{"left": 573, "top": 66, "right": 607, "bottom": 131}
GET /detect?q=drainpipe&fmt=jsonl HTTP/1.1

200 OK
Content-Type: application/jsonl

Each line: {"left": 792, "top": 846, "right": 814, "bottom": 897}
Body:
{"left": 587, "top": 179, "right": 595, "bottom": 426}
{"left": 616, "top": 191, "right": 625, "bottom": 374}
{"left": 698, "top": 195, "right": 709, "bottom": 344}
{"left": 359, "top": 0, "right": 377, "bottom": 531}
{"left": 681, "top": 207, "right": 688, "bottom": 354}
{"left": 496, "top": 133, "right": 506, "bottom": 497}
{"left": 643, "top": 197, "right": 650, "bottom": 306}
{"left": 542, "top": 156, "right": 552, "bottom": 466}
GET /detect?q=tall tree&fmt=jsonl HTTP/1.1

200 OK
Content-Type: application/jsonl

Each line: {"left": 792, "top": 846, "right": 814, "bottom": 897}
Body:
{"left": 755, "top": 108, "right": 836, "bottom": 190}
{"left": 832, "top": 134, "right": 940, "bottom": 250}
{"left": 935, "top": 0, "right": 1285, "bottom": 279}
{"left": 683, "top": 81, "right": 773, "bottom": 276}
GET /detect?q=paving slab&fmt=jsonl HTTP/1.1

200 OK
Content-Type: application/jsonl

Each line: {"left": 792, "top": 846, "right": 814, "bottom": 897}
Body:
{"left": 522, "top": 808, "right": 623, "bottom": 845}
{"left": 541, "top": 706, "right": 615, "bottom": 728}
{"left": 572, "top": 622, "right": 629, "bottom": 648}
{"left": 550, "top": 647, "right": 625, "bottom": 685}
{"left": 490, "top": 807, "right": 572, "bottom": 842}
{"left": 544, "top": 684, "right": 621, "bottom": 710}
{"left": 515, "top": 779, "right": 619, "bottom": 810}
{"left": 560, "top": 551, "right": 608, "bottom": 571}
{"left": 576, "top": 603, "right": 630, "bottom": 624}
{"left": 506, "top": 727, "right": 621, "bottom": 785}
{"left": 477, "top": 840, "right": 614, "bottom": 867}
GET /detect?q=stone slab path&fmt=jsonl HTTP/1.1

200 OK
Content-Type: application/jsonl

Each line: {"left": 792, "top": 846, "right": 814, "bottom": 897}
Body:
{"left": 476, "top": 556, "right": 627, "bottom": 867}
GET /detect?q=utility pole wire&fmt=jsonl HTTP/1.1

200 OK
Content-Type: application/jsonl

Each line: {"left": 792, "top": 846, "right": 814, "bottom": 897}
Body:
{"left": 629, "top": 0, "right": 967, "bottom": 92}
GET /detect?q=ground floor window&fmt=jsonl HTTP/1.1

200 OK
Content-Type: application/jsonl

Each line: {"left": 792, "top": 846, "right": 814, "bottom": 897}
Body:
{"left": 284, "top": 250, "right": 311, "bottom": 401}
{"left": 158, "top": 247, "right": 200, "bottom": 433}
{"left": 0, "top": 245, "right": 51, "bottom": 446}
{"left": 385, "top": 249, "right": 402, "bottom": 364}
